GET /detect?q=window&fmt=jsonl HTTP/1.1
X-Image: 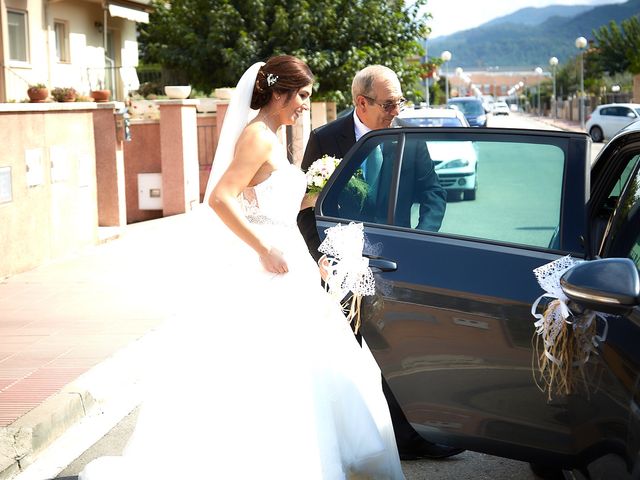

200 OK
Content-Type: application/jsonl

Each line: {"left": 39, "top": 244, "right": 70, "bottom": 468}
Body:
{"left": 323, "top": 135, "right": 400, "bottom": 226}
{"left": 8, "top": 10, "right": 28, "bottom": 62}
{"left": 601, "top": 154, "right": 640, "bottom": 268}
{"left": 323, "top": 133, "right": 566, "bottom": 250}
{"left": 54, "top": 20, "right": 69, "bottom": 63}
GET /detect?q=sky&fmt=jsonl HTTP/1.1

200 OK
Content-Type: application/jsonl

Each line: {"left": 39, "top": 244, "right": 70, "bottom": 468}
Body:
{"left": 423, "top": 0, "right": 627, "bottom": 38}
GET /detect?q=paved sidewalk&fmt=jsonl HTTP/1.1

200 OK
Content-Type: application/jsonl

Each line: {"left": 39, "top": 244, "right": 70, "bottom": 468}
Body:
{"left": 522, "top": 113, "right": 584, "bottom": 133}
{"left": 0, "top": 213, "right": 204, "bottom": 479}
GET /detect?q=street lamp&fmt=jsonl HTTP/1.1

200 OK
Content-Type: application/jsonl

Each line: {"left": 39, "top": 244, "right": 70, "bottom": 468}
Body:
{"left": 535, "top": 66, "right": 543, "bottom": 116}
{"left": 576, "top": 36, "right": 588, "bottom": 130}
{"left": 549, "top": 56, "right": 559, "bottom": 119}
{"left": 441, "top": 50, "right": 452, "bottom": 101}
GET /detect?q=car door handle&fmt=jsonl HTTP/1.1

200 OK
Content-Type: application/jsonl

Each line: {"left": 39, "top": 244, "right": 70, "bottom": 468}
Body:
{"left": 365, "top": 256, "right": 397, "bottom": 272}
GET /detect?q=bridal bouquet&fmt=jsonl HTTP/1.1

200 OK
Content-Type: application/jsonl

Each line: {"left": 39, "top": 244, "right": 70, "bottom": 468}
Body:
{"left": 306, "top": 155, "right": 369, "bottom": 210}
{"left": 306, "top": 154, "right": 341, "bottom": 194}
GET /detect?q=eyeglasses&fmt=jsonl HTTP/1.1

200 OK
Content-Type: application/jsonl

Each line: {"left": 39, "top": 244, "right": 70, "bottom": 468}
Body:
{"left": 362, "top": 95, "right": 407, "bottom": 112}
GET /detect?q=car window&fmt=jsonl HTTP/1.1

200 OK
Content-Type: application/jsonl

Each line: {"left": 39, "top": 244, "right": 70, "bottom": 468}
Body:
{"left": 600, "top": 107, "right": 612, "bottom": 116}
{"left": 635, "top": 108, "right": 640, "bottom": 116}
{"left": 322, "top": 134, "right": 400, "bottom": 225}
{"left": 601, "top": 154, "right": 640, "bottom": 268}
{"left": 398, "top": 117, "right": 462, "bottom": 127}
{"left": 323, "top": 133, "right": 566, "bottom": 250}
{"left": 449, "top": 101, "right": 484, "bottom": 115}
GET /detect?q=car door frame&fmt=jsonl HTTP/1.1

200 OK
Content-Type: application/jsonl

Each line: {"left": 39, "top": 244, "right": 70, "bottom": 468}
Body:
{"left": 315, "top": 127, "right": 605, "bottom": 466}
{"left": 586, "top": 129, "right": 640, "bottom": 471}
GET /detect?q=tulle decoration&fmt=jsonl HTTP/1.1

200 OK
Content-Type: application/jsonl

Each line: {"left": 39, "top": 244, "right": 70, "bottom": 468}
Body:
{"left": 319, "top": 222, "right": 375, "bottom": 333}
{"left": 531, "top": 255, "right": 608, "bottom": 399}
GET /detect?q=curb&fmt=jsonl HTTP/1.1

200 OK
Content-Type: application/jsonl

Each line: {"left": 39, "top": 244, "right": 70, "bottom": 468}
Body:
{"left": 0, "top": 324, "right": 164, "bottom": 479}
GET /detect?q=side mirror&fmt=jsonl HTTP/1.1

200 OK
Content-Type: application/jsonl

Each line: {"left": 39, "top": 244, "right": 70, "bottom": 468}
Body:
{"left": 561, "top": 258, "right": 640, "bottom": 315}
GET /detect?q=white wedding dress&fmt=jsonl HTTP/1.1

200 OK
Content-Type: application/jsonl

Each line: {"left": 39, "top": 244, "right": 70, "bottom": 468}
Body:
{"left": 79, "top": 154, "right": 405, "bottom": 479}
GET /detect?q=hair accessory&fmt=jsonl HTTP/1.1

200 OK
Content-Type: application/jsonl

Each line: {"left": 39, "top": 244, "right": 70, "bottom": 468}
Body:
{"left": 266, "top": 73, "right": 279, "bottom": 87}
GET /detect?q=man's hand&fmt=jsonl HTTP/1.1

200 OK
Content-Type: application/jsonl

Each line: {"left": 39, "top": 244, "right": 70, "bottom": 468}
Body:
{"left": 301, "top": 192, "right": 319, "bottom": 210}
{"left": 318, "top": 254, "right": 331, "bottom": 282}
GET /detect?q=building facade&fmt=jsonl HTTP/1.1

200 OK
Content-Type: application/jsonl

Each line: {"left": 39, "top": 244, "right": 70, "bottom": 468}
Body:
{"left": 0, "top": 0, "right": 150, "bottom": 102}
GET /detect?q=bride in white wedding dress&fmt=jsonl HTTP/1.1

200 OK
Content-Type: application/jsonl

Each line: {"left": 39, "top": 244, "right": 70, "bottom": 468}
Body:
{"left": 79, "top": 55, "right": 404, "bottom": 480}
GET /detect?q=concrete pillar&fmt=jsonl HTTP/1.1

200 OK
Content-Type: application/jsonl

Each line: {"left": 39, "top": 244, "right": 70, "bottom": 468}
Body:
{"left": 311, "top": 102, "right": 328, "bottom": 130}
{"left": 157, "top": 99, "right": 200, "bottom": 216}
{"left": 93, "top": 102, "right": 127, "bottom": 226}
{"left": 215, "top": 101, "right": 230, "bottom": 141}
{"left": 290, "top": 108, "right": 311, "bottom": 167}
{"left": 326, "top": 102, "right": 337, "bottom": 123}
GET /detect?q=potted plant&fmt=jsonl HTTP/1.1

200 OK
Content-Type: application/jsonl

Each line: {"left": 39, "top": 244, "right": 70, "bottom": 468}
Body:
{"left": 91, "top": 80, "right": 111, "bottom": 102}
{"left": 27, "top": 84, "right": 49, "bottom": 103}
{"left": 51, "top": 87, "right": 77, "bottom": 102}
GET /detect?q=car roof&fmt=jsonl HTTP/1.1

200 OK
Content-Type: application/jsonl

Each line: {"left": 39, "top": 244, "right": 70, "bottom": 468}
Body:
{"left": 596, "top": 103, "right": 640, "bottom": 109}
{"left": 397, "top": 107, "right": 463, "bottom": 119}
{"left": 447, "top": 97, "right": 482, "bottom": 103}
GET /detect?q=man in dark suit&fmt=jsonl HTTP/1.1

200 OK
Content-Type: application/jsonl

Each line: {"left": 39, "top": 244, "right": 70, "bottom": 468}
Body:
{"left": 297, "top": 65, "right": 462, "bottom": 460}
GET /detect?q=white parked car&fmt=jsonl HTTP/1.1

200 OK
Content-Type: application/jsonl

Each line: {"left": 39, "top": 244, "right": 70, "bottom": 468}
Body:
{"left": 492, "top": 101, "right": 510, "bottom": 116}
{"left": 393, "top": 106, "right": 470, "bottom": 128}
{"left": 585, "top": 103, "right": 640, "bottom": 142}
{"left": 392, "top": 107, "right": 477, "bottom": 200}
{"left": 428, "top": 140, "right": 478, "bottom": 201}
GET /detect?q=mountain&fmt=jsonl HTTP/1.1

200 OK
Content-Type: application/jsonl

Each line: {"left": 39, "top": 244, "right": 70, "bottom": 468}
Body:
{"left": 483, "top": 5, "right": 594, "bottom": 28}
{"left": 426, "top": 0, "right": 640, "bottom": 69}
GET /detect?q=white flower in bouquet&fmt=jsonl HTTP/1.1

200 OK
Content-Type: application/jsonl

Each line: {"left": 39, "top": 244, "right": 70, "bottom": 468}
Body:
{"left": 306, "top": 155, "right": 341, "bottom": 194}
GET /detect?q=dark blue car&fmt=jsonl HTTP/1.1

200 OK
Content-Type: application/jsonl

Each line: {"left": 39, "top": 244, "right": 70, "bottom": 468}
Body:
{"left": 447, "top": 97, "right": 488, "bottom": 127}
{"left": 315, "top": 124, "right": 640, "bottom": 478}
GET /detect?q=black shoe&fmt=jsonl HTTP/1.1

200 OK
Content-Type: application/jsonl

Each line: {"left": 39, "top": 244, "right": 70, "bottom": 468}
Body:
{"left": 399, "top": 443, "right": 465, "bottom": 461}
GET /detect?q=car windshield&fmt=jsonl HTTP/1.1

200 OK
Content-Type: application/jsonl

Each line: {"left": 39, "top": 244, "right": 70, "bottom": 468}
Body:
{"left": 635, "top": 108, "right": 640, "bottom": 116}
{"left": 450, "top": 101, "right": 484, "bottom": 115}
{"left": 398, "top": 117, "right": 463, "bottom": 127}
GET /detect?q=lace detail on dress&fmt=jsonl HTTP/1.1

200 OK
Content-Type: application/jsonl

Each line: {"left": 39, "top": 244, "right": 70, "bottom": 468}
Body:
{"left": 238, "top": 164, "right": 306, "bottom": 228}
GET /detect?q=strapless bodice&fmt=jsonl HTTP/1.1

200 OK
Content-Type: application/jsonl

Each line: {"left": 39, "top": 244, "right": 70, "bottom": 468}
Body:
{"left": 239, "top": 163, "right": 306, "bottom": 227}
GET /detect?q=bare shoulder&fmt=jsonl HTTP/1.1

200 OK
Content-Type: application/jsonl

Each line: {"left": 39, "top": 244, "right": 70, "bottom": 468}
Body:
{"left": 236, "top": 122, "right": 276, "bottom": 161}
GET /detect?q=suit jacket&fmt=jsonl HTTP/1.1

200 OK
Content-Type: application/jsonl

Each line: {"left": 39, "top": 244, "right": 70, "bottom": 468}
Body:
{"left": 298, "top": 114, "right": 357, "bottom": 261}
{"left": 297, "top": 112, "right": 446, "bottom": 260}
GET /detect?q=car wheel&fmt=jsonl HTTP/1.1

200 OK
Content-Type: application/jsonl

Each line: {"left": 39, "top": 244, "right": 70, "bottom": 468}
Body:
{"left": 589, "top": 126, "right": 604, "bottom": 143}
{"left": 464, "top": 188, "right": 476, "bottom": 201}
{"left": 463, "top": 170, "right": 478, "bottom": 201}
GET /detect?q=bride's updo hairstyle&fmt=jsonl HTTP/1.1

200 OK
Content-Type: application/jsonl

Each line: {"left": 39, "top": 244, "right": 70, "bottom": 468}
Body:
{"left": 251, "top": 55, "right": 314, "bottom": 110}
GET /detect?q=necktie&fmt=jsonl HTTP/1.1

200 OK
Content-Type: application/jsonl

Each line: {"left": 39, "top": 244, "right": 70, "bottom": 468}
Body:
{"left": 365, "top": 145, "right": 383, "bottom": 201}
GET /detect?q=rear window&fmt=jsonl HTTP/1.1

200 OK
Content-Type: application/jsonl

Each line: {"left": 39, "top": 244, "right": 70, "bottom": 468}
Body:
{"left": 449, "top": 100, "right": 484, "bottom": 115}
{"left": 398, "top": 117, "right": 463, "bottom": 127}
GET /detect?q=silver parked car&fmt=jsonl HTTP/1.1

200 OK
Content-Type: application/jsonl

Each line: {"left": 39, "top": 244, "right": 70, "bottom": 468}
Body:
{"left": 586, "top": 103, "right": 640, "bottom": 142}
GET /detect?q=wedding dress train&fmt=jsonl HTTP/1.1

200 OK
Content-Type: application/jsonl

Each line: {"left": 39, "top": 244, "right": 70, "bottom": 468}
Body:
{"left": 79, "top": 156, "right": 404, "bottom": 479}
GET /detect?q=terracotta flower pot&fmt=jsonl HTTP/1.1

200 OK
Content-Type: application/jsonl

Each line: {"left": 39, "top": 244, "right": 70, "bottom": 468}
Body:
{"left": 27, "top": 87, "right": 49, "bottom": 103}
{"left": 91, "top": 90, "right": 111, "bottom": 102}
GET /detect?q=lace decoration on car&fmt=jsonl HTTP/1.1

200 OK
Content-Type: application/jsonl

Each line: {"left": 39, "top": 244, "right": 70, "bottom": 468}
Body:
{"left": 530, "top": 255, "right": 609, "bottom": 399}
{"left": 319, "top": 222, "right": 375, "bottom": 332}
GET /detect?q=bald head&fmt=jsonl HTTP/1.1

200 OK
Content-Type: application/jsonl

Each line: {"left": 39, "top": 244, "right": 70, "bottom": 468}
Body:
{"left": 351, "top": 65, "right": 400, "bottom": 105}
{"left": 352, "top": 65, "right": 403, "bottom": 130}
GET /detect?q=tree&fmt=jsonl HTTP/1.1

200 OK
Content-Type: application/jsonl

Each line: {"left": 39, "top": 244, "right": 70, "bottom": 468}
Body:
{"left": 593, "top": 17, "right": 640, "bottom": 75}
{"left": 140, "top": 0, "right": 429, "bottom": 108}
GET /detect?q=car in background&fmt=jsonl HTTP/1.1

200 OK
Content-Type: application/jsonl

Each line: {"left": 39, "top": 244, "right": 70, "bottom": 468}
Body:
{"left": 446, "top": 97, "right": 488, "bottom": 127}
{"left": 586, "top": 103, "right": 640, "bottom": 142}
{"left": 393, "top": 108, "right": 477, "bottom": 201}
{"left": 393, "top": 106, "right": 469, "bottom": 127}
{"left": 315, "top": 123, "right": 640, "bottom": 478}
{"left": 492, "top": 101, "right": 510, "bottom": 116}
